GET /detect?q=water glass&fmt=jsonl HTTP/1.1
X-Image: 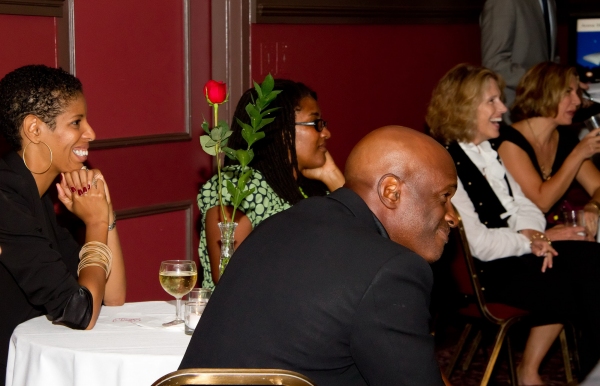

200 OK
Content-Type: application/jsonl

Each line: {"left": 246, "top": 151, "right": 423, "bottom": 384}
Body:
{"left": 585, "top": 113, "right": 600, "bottom": 131}
{"left": 563, "top": 209, "right": 586, "bottom": 236}
{"left": 184, "top": 301, "right": 207, "bottom": 335}
{"left": 187, "top": 288, "right": 212, "bottom": 303}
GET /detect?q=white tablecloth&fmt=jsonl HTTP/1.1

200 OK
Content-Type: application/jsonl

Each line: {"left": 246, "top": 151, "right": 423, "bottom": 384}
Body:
{"left": 6, "top": 301, "right": 191, "bottom": 386}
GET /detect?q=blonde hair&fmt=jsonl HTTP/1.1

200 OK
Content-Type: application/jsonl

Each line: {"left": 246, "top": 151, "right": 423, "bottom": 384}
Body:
{"left": 511, "top": 62, "right": 579, "bottom": 122}
{"left": 426, "top": 63, "right": 505, "bottom": 145}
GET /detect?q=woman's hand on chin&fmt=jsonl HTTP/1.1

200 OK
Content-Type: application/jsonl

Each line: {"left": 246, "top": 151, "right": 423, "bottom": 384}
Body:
{"left": 57, "top": 168, "right": 109, "bottom": 226}
{"left": 300, "top": 151, "right": 345, "bottom": 191}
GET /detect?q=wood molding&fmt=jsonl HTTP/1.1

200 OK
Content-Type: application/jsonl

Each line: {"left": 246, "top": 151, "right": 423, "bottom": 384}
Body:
{"left": 89, "top": 132, "right": 191, "bottom": 150}
{"left": 0, "top": 0, "right": 63, "bottom": 16}
{"left": 116, "top": 200, "right": 194, "bottom": 260}
{"left": 116, "top": 200, "right": 193, "bottom": 220}
{"left": 255, "top": 1, "right": 485, "bottom": 24}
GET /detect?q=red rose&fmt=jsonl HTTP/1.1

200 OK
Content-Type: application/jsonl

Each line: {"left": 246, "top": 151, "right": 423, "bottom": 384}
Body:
{"left": 204, "top": 80, "right": 227, "bottom": 104}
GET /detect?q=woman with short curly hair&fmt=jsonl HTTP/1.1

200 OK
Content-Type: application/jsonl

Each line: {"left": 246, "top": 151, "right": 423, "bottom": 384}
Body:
{"left": 0, "top": 64, "right": 126, "bottom": 384}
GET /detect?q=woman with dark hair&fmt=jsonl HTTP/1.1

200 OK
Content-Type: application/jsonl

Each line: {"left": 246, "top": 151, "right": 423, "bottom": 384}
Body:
{"left": 497, "top": 62, "right": 600, "bottom": 234}
{"left": 198, "top": 79, "right": 344, "bottom": 288}
{"left": 0, "top": 65, "right": 126, "bottom": 383}
{"left": 427, "top": 63, "right": 600, "bottom": 383}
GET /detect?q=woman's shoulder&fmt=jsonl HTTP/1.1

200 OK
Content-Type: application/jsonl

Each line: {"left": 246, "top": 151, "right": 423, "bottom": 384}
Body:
{"left": 494, "top": 124, "right": 536, "bottom": 156}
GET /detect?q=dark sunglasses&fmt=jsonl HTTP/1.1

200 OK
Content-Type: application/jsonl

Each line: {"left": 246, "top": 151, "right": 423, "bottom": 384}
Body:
{"left": 295, "top": 119, "right": 328, "bottom": 132}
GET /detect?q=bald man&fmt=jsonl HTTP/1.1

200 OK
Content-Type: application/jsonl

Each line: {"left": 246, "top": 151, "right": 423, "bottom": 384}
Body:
{"left": 180, "top": 126, "right": 458, "bottom": 386}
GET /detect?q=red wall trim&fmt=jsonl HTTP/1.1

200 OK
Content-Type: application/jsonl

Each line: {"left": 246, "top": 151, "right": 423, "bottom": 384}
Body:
{"left": 90, "top": 133, "right": 192, "bottom": 150}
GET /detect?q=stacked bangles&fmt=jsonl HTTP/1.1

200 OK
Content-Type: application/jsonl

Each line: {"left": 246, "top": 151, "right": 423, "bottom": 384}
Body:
{"left": 78, "top": 241, "right": 113, "bottom": 279}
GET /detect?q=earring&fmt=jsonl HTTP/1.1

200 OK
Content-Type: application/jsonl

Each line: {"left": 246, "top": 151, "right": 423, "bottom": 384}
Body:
{"left": 22, "top": 141, "right": 53, "bottom": 174}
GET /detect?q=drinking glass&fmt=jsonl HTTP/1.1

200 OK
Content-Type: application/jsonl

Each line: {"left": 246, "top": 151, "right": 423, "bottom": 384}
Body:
{"left": 159, "top": 260, "right": 197, "bottom": 326}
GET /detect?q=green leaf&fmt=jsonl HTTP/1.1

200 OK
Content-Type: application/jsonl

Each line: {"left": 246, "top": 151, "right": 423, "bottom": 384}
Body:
{"left": 256, "top": 117, "right": 274, "bottom": 131}
{"left": 210, "top": 126, "right": 222, "bottom": 141}
{"left": 260, "top": 107, "right": 279, "bottom": 118}
{"left": 242, "top": 131, "right": 265, "bottom": 148}
{"left": 218, "top": 120, "right": 230, "bottom": 131}
{"left": 253, "top": 81, "right": 263, "bottom": 98}
{"left": 264, "top": 90, "right": 281, "bottom": 105}
{"left": 201, "top": 120, "right": 210, "bottom": 134}
{"left": 237, "top": 169, "right": 253, "bottom": 190}
{"left": 221, "top": 146, "right": 237, "bottom": 160}
{"left": 261, "top": 73, "right": 275, "bottom": 95}
{"left": 236, "top": 149, "right": 253, "bottom": 167}
{"left": 222, "top": 130, "right": 233, "bottom": 142}
{"left": 245, "top": 104, "right": 260, "bottom": 120}
{"left": 235, "top": 118, "right": 254, "bottom": 133}
{"left": 225, "top": 180, "right": 237, "bottom": 198}
{"left": 200, "top": 135, "right": 217, "bottom": 156}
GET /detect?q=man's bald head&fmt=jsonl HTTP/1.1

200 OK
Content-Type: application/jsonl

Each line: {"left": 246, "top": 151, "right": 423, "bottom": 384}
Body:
{"left": 344, "top": 126, "right": 458, "bottom": 262}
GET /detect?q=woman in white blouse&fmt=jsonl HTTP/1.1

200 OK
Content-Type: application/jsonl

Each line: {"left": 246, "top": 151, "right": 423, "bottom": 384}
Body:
{"left": 426, "top": 63, "right": 600, "bottom": 384}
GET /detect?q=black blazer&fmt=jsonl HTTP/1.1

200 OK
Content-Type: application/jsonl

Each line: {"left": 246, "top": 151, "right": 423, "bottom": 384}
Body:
{"left": 0, "top": 151, "right": 82, "bottom": 383}
{"left": 180, "top": 188, "right": 444, "bottom": 386}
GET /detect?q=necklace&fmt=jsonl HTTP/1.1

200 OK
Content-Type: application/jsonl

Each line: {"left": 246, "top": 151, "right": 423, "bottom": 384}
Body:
{"left": 526, "top": 119, "right": 554, "bottom": 181}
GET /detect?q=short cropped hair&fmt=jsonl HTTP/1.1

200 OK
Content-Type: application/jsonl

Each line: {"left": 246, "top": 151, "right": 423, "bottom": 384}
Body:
{"left": 0, "top": 65, "right": 83, "bottom": 151}
{"left": 426, "top": 63, "right": 505, "bottom": 145}
{"left": 511, "top": 62, "right": 579, "bottom": 122}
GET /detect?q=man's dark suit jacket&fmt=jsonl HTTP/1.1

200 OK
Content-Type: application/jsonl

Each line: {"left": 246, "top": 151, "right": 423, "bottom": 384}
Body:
{"left": 180, "top": 188, "right": 443, "bottom": 386}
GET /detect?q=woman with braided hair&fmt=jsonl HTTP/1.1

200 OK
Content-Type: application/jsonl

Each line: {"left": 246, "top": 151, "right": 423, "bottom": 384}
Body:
{"left": 198, "top": 80, "right": 344, "bottom": 288}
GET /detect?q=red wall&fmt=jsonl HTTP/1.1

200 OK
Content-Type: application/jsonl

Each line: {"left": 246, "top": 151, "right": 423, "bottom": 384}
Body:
{"left": 0, "top": 14, "right": 56, "bottom": 75}
{"left": 251, "top": 24, "right": 482, "bottom": 169}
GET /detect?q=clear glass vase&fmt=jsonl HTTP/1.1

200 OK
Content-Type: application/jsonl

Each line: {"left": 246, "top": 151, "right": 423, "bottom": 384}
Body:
{"left": 218, "top": 222, "right": 237, "bottom": 277}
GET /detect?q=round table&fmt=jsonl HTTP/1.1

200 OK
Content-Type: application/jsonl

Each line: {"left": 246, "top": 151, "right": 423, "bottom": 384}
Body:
{"left": 6, "top": 301, "right": 191, "bottom": 386}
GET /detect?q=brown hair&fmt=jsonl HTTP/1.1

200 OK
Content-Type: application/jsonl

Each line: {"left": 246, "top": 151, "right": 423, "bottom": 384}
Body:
{"left": 426, "top": 63, "right": 504, "bottom": 145}
{"left": 511, "top": 62, "right": 579, "bottom": 122}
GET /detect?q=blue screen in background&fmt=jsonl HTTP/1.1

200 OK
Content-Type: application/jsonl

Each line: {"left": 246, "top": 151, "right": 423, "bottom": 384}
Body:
{"left": 577, "top": 31, "right": 600, "bottom": 68}
{"left": 576, "top": 19, "right": 600, "bottom": 82}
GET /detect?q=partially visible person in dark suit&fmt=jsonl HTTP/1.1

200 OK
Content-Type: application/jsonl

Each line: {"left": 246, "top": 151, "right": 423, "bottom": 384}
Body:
{"left": 481, "top": 0, "right": 558, "bottom": 110}
{"left": 180, "top": 126, "right": 458, "bottom": 386}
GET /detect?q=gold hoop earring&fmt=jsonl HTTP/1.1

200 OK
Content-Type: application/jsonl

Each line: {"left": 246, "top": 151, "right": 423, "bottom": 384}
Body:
{"left": 22, "top": 141, "right": 53, "bottom": 174}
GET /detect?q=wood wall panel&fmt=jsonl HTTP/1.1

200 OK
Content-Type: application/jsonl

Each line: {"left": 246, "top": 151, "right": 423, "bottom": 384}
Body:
{"left": 74, "top": 0, "right": 187, "bottom": 140}
{"left": 0, "top": 0, "right": 62, "bottom": 17}
{"left": 117, "top": 208, "right": 191, "bottom": 302}
{"left": 0, "top": 14, "right": 56, "bottom": 76}
{"left": 251, "top": 23, "right": 482, "bottom": 170}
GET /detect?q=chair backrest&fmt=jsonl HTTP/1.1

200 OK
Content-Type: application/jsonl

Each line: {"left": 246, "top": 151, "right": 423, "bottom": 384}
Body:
{"left": 151, "top": 368, "right": 317, "bottom": 386}
{"left": 449, "top": 205, "right": 505, "bottom": 324}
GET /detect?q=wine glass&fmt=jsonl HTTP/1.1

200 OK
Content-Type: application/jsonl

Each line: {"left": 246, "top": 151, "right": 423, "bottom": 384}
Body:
{"left": 159, "top": 260, "right": 197, "bottom": 326}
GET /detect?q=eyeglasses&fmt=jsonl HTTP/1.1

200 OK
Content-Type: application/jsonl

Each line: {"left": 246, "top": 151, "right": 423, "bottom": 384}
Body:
{"left": 295, "top": 119, "right": 328, "bottom": 132}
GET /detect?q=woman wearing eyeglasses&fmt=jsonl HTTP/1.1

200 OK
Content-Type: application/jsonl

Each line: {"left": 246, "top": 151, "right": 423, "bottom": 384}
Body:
{"left": 198, "top": 79, "right": 344, "bottom": 289}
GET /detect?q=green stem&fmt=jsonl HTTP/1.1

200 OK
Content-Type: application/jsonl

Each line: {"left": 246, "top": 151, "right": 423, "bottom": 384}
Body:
{"left": 214, "top": 103, "right": 228, "bottom": 223}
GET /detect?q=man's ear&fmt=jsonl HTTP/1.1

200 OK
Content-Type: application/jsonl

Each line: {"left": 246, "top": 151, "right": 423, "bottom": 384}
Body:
{"left": 377, "top": 173, "right": 402, "bottom": 209}
{"left": 21, "top": 115, "right": 42, "bottom": 144}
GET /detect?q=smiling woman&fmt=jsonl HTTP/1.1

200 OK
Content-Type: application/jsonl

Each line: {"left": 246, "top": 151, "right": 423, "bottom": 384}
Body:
{"left": 427, "top": 63, "right": 600, "bottom": 383}
{"left": 0, "top": 65, "right": 126, "bottom": 384}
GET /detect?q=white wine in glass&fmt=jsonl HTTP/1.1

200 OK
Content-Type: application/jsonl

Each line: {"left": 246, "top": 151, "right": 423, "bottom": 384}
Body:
{"left": 159, "top": 260, "right": 197, "bottom": 326}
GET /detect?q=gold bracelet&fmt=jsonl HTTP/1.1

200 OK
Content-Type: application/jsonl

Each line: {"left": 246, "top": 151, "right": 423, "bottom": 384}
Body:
{"left": 530, "top": 232, "right": 552, "bottom": 246}
{"left": 78, "top": 241, "right": 113, "bottom": 278}
{"left": 587, "top": 200, "right": 600, "bottom": 213}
